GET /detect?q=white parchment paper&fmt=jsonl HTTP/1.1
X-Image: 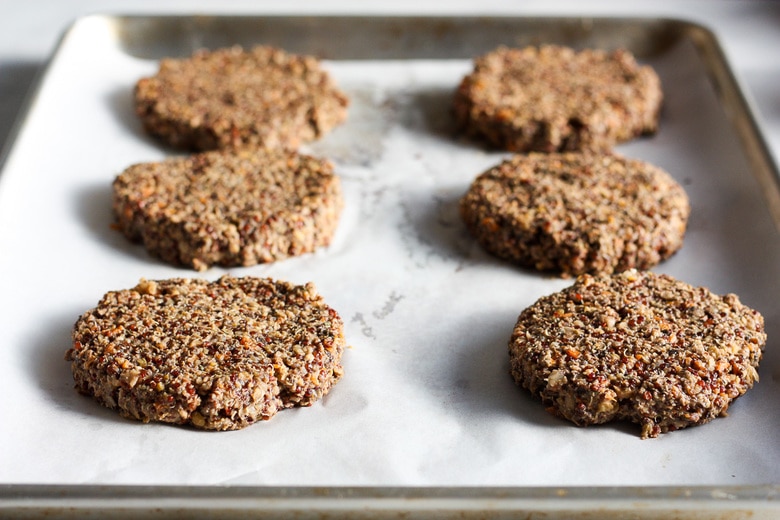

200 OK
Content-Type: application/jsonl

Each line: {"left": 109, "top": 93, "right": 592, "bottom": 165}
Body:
{"left": 1, "top": 16, "right": 779, "bottom": 487}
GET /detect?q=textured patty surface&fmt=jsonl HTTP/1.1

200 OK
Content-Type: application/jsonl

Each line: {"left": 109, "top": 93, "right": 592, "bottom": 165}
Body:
{"left": 135, "top": 45, "right": 349, "bottom": 151}
{"left": 509, "top": 270, "right": 766, "bottom": 438}
{"left": 113, "top": 147, "right": 343, "bottom": 271}
{"left": 66, "top": 276, "right": 346, "bottom": 430}
{"left": 459, "top": 152, "right": 690, "bottom": 277}
{"left": 453, "top": 45, "right": 662, "bottom": 152}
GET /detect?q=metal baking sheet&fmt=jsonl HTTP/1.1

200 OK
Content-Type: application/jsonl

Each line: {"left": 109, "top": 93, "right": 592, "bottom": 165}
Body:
{"left": 2, "top": 14, "right": 780, "bottom": 517}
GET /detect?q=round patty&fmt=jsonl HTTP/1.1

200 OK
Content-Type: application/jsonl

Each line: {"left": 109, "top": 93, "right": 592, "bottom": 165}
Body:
{"left": 66, "top": 276, "right": 346, "bottom": 430}
{"left": 453, "top": 45, "right": 662, "bottom": 152}
{"left": 459, "top": 152, "right": 690, "bottom": 277}
{"left": 113, "top": 147, "right": 343, "bottom": 271}
{"left": 135, "top": 45, "right": 349, "bottom": 151}
{"left": 509, "top": 269, "right": 766, "bottom": 438}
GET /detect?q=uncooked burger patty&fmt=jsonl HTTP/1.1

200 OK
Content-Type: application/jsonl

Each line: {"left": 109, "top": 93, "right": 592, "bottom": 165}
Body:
{"left": 459, "top": 152, "right": 690, "bottom": 277}
{"left": 453, "top": 45, "right": 662, "bottom": 152}
{"left": 509, "top": 269, "right": 766, "bottom": 438}
{"left": 112, "top": 147, "right": 343, "bottom": 271}
{"left": 66, "top": 276, "right": 346, "bottom": 430}
{"left": 135, "top": 45, "right": 349, "bottom": 151}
